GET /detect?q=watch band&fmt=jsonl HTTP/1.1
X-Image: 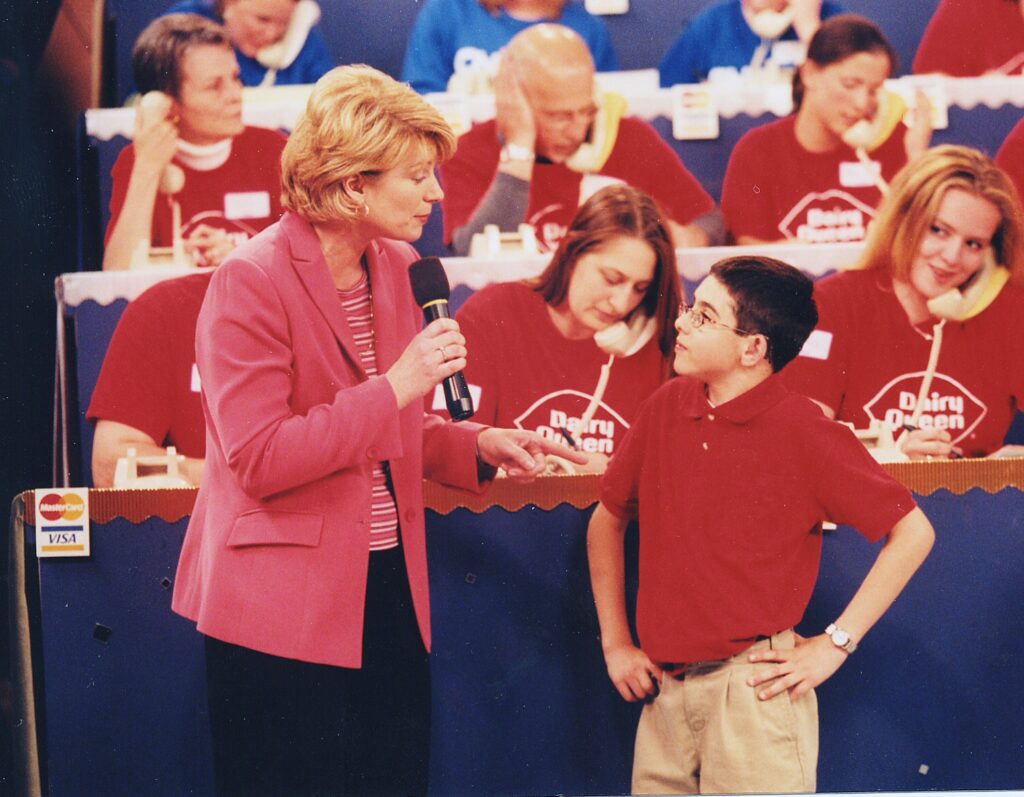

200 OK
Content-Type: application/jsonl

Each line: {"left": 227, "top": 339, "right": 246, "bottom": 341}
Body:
{"left": 825, "top": 622, "right": 858, "bottom": 654}
{"left": 499, "top": 142, "right": 535, "bottom": 163}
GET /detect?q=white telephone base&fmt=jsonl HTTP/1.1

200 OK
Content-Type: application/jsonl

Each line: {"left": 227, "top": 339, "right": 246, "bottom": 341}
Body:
{"left": 113, "top": 446, "right": 193, "bottom": 488}
{"left": 846, "top": 420, "right": 909, "bottom": 463}
{"left": 468, "top": 223, "right": 540, "bottom": 259}
{"left": 129, "top": 239, "right": 196, "bottom": 270}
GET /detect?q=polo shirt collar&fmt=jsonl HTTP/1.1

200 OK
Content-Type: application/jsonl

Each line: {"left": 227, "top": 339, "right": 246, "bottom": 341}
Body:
{"left": 681, "top": 373, "right": 790, "bottom": 424}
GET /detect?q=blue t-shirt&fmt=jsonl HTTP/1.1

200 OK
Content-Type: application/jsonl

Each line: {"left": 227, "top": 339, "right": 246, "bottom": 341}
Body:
{"left": 165, "top": 0, "right": 335, "bottom": 86}
{"left": 658, "top": 0, "right": 846, "bottom": 87}
{"left": 401, "top": 0, "right": 620, "bottom": 94}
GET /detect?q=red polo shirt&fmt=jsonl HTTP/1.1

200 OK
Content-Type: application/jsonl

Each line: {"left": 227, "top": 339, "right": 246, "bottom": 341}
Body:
{"left": 600, "top": 373, "right": 916, "bottom": 663}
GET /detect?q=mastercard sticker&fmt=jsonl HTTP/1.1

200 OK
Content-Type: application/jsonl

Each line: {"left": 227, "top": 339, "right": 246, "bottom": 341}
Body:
{"left": 34, "top": 489, "right": 90, "bottom": 557}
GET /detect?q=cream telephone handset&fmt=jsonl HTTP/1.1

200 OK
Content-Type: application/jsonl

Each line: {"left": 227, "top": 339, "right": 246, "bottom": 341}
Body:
{"left": 593, "top": 310, "right": 656, "bottom": 357}
{"left": 137, "top": 92, "right": 185, "bottom": 195}
{"left": 132, "top": 92, "right": 192, "bottom": 269}
{"left": 842, "top": 88, "right": 907, "bottom": 152}
{"left": 565, "top": 90, "right": 628, "bottom": 174}
{"left": 256, "top": 0, "right": 321, "bottom": 86}
{"left": 927, "top": 249, "right": 1009, "bottom": 321}
{"left": 544, "top": 311, "right": 656, "bottom": 475}
{"left": 746, "top": 7, "right": 794, "bottom": 40}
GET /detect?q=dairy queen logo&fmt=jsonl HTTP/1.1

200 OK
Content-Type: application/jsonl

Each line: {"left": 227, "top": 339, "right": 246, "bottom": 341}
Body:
{"left": 863, "top": 371, "right": 987, "bottom": 444}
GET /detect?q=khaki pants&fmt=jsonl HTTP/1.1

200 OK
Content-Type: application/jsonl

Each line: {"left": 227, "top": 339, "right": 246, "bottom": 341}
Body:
{"left": 632, "top": 629, "right": 818, "bottom": 795}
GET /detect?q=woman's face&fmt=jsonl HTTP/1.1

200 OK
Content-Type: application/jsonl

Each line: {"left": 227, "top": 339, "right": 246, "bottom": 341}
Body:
{"left": 175, "top": 44, "right": 245, "bottom": 144}
{"left": 908, "top": 188, "right": 1002, "bottom": 300}
{"left": 361, "top": 140, "right": 444, "bottom": 242}
{"left": 800, "top": 50, "right": 891, "bottom": 142}
{"left": 222, "top": 0, "right": 296, "bottom": 57}
{"left": 561, "top": 235, "right": 657, "bottom": 338}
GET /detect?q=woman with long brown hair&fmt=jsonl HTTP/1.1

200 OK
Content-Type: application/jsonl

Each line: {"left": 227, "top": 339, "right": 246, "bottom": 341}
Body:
{"left": 448, "top": 184, "right": 681, "bottom": 472}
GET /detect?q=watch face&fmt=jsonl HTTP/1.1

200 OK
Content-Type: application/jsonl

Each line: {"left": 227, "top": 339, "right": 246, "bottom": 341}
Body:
{"left": 832, "top": 629, "right": 851, "bottom": 646}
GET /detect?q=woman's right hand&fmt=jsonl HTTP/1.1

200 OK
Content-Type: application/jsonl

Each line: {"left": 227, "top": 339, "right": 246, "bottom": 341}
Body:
{"left": 899, "top": 426, "right": 960, "bottom": 459}
{"left": 385, "top": 318, "right": 467, "bottom": 409}
{"left": 133, "top": 117, "right": 179, "bottom": 178}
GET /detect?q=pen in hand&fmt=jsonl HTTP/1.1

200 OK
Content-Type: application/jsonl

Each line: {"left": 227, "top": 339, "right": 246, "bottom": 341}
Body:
{"left": 902, "top": 423, "right": 963, "bottom": 458}
{"left": 558, "top": 426, "right": 579, "bottom": 450}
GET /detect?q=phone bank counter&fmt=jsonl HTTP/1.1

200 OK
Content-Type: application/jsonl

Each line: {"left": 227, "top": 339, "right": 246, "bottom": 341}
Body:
{"left": 10, "top": 459, "right": 1024, "bottom": 797}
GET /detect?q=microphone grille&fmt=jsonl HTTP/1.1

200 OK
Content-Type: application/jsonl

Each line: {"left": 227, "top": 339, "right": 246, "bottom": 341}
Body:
{"left": 408, "top": 257, "right": 451, "bottom": 305}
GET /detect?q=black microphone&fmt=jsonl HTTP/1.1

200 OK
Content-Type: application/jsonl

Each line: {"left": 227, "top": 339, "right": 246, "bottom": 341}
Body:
{"left": 408, "top": 257, "right": 475, "bottom": 421}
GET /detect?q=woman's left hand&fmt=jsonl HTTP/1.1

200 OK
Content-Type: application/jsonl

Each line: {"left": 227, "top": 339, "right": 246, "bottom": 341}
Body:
{"left": 903, "top": 88, "right": 934, "bottom": 162}
{"left": 476, "top": 428, "right": 587, "bottom": 482}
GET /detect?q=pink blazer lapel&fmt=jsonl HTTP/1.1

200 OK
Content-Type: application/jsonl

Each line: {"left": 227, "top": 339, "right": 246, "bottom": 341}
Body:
{"left": 280, "top": 212, "right": 367, "bottom": 379}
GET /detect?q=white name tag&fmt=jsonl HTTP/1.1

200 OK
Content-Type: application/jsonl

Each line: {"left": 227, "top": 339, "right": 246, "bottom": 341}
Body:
{"left": 839, "top": 160, "right": 882, "bottom": 188}
{"left": 191, "top": 363, "right": 202, "bottom": 393}
{"left": 224, "top": 191, "right": 271, "bottom": 220}
{"left": 799, "top": 329, "right": 833, "bottom": 360}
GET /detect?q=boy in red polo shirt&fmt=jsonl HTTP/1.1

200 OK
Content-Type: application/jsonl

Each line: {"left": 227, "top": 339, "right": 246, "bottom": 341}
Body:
{"left": 588, "top": 256, "right": 935, "bottom": 794}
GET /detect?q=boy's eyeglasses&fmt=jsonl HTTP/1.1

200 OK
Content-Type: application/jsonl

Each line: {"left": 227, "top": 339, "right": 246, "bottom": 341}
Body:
{"left": 678, "top": 303, "right": 754, "bottom": 336}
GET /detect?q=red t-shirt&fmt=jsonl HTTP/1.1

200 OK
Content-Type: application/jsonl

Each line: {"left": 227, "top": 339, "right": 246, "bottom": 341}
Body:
{"left": 87, "top": 271, "right": 213, "bottom": 456}
{"left": 913, "top": 0, "right": 1024, "bottom": 76}
{"left": 783, "top": 268, "right": 1024, "bottom": 457}
{"left": 106, "top": 126, "right": 287, "bottom": 249}
{"left": 439, "top": 282, "right": 671, "bottom": 455}
{"left": 996, "top": 117, "right": 1024, "bottom": 209}
{"left": 441, "top": 117, "right": 715, "bottom": 251}
{"left": 721, "top": 115, "right": 908, "bottom": 243}
{"left": 600, "top": 373, "right": 915, "bottom": 663}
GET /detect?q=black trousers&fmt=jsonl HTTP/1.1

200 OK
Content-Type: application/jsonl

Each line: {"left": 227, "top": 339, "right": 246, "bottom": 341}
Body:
{"left": 203, "top": 545, "right": 431, "bottom": 797}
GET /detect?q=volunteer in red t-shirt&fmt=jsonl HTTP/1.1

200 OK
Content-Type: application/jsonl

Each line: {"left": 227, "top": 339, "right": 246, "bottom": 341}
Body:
{"left": 785, "top": 145, "right": 1024, "bottom": 459}
{"left": 444, "top": 184, "right": 681, "bottom": 473}
{"left": 722, "top": 14, "right": 931, "bottom": 245}
{"left": 88, "top": 272, "right": 212, "bottom": 486}
{"left": 103, "top": 14, "right": 286, "bottom": 271}
{"left": 441, "top": 23, "right": 720, "bottom": 255}
{"left": 996, "top": 116, "right": 1024, "bottom": 209}
{"left": 913, "top": 0, "right": 1024, "bottom": 77}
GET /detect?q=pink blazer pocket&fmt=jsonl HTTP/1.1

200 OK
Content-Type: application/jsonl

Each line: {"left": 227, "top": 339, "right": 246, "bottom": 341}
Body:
{"left": 226, "top": 510, "right": 324, "bottom": 548}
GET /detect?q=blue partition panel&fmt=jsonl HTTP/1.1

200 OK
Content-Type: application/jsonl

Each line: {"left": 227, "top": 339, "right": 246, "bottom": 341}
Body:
{"left": 34, "top": 515, "right": 213, "bottom": 797}
{"left": 24, "top": 482, "right": 1024, "bottom": 795}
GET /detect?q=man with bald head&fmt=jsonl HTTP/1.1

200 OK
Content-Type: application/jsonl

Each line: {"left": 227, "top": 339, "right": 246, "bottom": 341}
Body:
{"left": 441, "top": 24, "right": 722, "bottom": 254}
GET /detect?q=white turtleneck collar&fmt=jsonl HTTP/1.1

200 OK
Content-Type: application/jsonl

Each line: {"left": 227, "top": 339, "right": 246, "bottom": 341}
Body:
{"left": 175, "top": 137, "right": 233, "bottom": 171}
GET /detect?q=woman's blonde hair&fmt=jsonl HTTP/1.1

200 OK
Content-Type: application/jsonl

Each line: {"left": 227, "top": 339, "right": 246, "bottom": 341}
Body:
{"left": 281, "top": 65, "right": 456, "bottom": 223}
{"left": 857, "top": 144, "right": 1024, "bottom": 284}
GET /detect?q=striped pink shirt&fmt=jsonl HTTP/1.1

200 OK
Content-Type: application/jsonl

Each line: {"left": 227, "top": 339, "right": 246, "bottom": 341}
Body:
{"left": 337, "top": 272, "right": 400, "bottom": 552}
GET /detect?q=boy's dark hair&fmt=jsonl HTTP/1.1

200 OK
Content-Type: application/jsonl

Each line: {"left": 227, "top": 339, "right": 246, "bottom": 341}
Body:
{"left": 710, "top": 256, "right": 818, "bottom": 372}
{"left": 133, "top": 14, "right": 231, "bottom": 97}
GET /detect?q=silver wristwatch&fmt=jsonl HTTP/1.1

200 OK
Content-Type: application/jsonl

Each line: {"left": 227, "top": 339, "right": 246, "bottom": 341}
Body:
{"left": 825, "top": 623, "right": 858, "bottom": 654}
{"left": 499, "top": 142, "right": 535, "bottom": 163}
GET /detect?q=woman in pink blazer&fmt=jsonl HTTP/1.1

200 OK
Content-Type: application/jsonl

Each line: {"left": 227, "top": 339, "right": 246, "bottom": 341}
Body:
{"left": 171, "top": 65, "right": 581, "bottom": 796}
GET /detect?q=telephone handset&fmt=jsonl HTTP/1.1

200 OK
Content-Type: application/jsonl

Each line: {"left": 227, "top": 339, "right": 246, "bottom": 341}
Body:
{"left": 593, "top": 311, "right": 656, "bottom": 357}
{"left": 256, "top": 0, "right": 321, "bottom": 85}
{"left": 926, "top": 249, "right": 1009, "bottom": 321}
{"left": 137, "top": 92, "right": 185, "bottom": 196}
{"left": 565, "top": 90, "right": 627, "bottom": 174}
{"left": 745, "top": 7, "right": 794, "bottom": 40}
{"left": 132, "top": 92, "right": 192, "bottom": 269}
{"left": 841, "top": 88, "right": 907, "bottom": 152}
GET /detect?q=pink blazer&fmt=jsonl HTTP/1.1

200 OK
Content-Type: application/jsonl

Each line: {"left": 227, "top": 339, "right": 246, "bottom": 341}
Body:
{"left": 172, "top": 211, "right": 485, "bottom": 668}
